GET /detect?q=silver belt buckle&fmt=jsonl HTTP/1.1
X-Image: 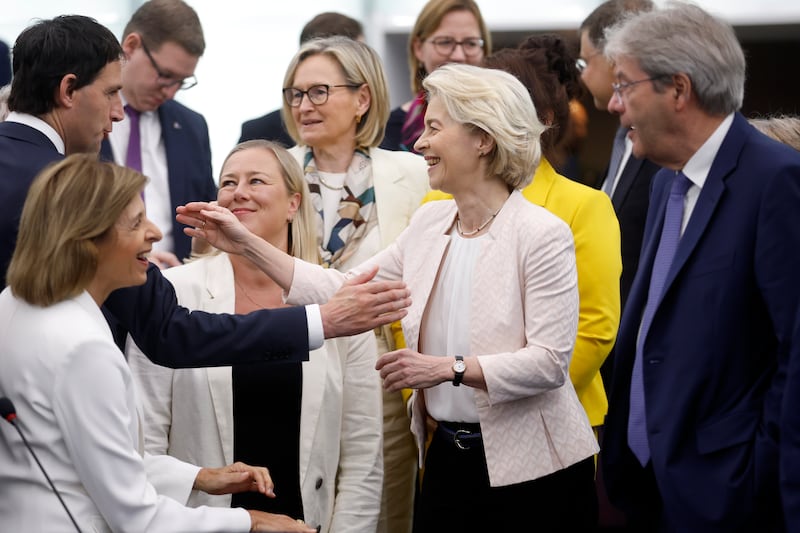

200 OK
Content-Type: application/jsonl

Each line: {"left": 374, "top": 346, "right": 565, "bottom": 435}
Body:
{"left": 454, "top": 428, "right": 471, "bottom": 450}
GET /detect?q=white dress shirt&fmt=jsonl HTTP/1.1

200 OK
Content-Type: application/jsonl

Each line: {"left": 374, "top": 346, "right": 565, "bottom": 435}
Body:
{"left": 108, "top": 98, "right": 174, "bottom": 255}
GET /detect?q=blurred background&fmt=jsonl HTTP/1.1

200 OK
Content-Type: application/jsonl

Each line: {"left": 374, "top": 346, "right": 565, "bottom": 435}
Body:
{"left": 2, "top": 0, "right": 798, "bottom": 185}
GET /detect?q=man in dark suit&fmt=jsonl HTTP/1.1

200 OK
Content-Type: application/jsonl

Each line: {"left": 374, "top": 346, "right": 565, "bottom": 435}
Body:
{"left": 238, "top": 12, "right": 363, "bottom": 146}
{"left": 101, "top": 0, "right": 215, "bottom": 266}
{"left": 578, "top": 0, "right": 659, "bottom": 313}
{"left": 0, "top": 15, "right": 409, "bottom": 369}
{"left": 600, "top": 3, "right": 800, "bottom": 531}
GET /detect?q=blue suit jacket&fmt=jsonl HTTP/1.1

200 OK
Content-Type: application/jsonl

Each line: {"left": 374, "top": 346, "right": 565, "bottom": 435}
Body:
{"left": 100, "top": 99, "right": 217, "bottom": 262}
{"left": 602, "top": 113, "right": 800, "bottom": 531}
{"left": 0, "top": 120, "right": 309, "bottom": 367}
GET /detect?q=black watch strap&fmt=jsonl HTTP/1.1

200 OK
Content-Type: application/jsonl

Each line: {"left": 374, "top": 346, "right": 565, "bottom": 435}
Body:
{"left": 452, "top": 355, "right": 466, "bottom": 386}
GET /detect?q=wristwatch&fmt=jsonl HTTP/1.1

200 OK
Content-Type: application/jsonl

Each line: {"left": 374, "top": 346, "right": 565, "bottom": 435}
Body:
{"left": 452, "top": 355, "right": 466, "bottom": 386}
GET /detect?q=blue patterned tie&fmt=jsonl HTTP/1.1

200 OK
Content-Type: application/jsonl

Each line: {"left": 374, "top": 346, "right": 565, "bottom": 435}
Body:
{"left": 628, "top": 171, "right": 692, "bottom": 465}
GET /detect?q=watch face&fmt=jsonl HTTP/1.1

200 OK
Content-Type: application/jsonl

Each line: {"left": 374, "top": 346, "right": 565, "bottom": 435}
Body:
{"left": 453, "top": 360, "right": 466, "bottom": 373}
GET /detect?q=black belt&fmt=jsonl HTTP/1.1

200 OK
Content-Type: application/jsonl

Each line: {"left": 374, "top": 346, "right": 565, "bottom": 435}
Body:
{"left": 435, "top": 421, "right": 482, "bottom": 450}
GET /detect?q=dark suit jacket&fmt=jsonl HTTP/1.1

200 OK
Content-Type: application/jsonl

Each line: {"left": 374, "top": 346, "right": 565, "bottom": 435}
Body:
{"left": 609, "top": 141, "right": 661, "bottom": 309}
{"left": 781, "top": 304, "right": 800, "bottom": 530}
{"left": 0, "top": 120, "right": 310, "bottom": 368}
{"left": 238, "top": 109, "right": 294, "bottom": 148}
{"left": 100, "top": 99, "right": 217, "bottom": 262}
{"left": 602, "top": 113, "right": 800, "bottom": 531}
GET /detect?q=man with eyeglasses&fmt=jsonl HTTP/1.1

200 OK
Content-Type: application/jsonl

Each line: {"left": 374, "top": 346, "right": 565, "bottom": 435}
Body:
{"left": 578, "top": 0, "right": 659, "bottom": 322}
{"left": 102, "top": 0, "right": 213, "bottom": 267}
{"left": 599, "top": 3, "right": 800, "bottom": 531}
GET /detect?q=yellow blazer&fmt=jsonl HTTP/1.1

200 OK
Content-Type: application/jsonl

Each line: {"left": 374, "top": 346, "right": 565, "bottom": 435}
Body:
{"left": 421, "top": 159, "right": 621, "bottom": 426}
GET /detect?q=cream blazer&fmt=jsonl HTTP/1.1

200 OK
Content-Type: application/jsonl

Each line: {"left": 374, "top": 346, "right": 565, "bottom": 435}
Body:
{"left": 288, "top": 191, "right": 599, "bottom": 487}
{"left": 289, "top": 145, "right": 429, "bottom": 252}
{"left": 127, "top": 254, "right": 383, "bottom": 533}
{"left": 0, "top": 290, "right": 251, "bottom": 533}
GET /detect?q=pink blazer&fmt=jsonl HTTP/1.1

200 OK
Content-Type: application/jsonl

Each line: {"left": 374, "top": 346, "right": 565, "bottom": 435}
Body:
{"left": 289, "top": 190, "right": 598, "bottom": 487}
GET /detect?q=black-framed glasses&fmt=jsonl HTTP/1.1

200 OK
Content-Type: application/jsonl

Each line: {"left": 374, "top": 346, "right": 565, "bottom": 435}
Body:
{"left": 427, "top": 37, "right": 484, "bottom": 57}
{"left": 141, "top": 41, "right": 198, "bottom": 90}
{"left": 611, "top": 75, "right": 667, "bottom": 100}
{"left": 282, "top": 84, "right": 361, "bottom": 107}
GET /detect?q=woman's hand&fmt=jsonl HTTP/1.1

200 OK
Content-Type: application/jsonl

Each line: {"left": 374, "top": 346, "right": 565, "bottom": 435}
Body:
{"left": 177, "top": 202, "right": 253, "bottom": 255}
{"left": 376, "top": 348, "right": 453, "bottom": 391}
{"left": 194, "top": 461, "right": 275, "bottom": 497}
{"left": 247, "top": 511, "right": 316, "bottom": 532}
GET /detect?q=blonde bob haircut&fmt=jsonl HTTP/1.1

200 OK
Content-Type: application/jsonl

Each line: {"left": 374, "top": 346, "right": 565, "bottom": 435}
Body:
{"left": 423, "top": 63, "right": 545, "bottom": 189}
{"left": 282, "top": 36, "right": 389, "bottom": 150}
{"left": 408, "top": 0, "right": 491, "bottom": 94}
{"left": 216, "top": 140, "right": 320, "bottom": 264}
{"left": 8, "top": 154, "right": 146, "bottom": 307}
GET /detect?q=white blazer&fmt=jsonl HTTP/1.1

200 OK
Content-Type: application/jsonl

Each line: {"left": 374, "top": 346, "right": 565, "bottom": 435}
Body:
{"left": 287, "top": 191, "right": 600, "bottom": 487}
{"left": 0, "top": 289, "right": 251, "bottom": 533}
{"left": 289, "top": 146, "right": 429, "bottom": 251}
{"left": 127, "top": 253, "right": 383, "bottom": 533}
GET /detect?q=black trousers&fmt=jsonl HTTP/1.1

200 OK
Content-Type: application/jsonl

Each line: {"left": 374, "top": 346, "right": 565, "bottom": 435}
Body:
{"left": 413, "top": 423, "right": 598, "bottom": 532}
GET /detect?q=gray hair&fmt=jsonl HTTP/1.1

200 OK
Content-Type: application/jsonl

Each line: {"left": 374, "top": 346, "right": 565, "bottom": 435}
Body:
{"left": 604, "top": 1, "right": 745, "bottom": 115}
{"left": 750, "top": 115, "right": 800, "bottom": 152}
{"left": 423, "top": 64, "right": 545, "bottom": 189}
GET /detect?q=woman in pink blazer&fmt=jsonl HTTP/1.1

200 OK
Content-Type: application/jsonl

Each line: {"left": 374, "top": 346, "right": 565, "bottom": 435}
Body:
{"left": 179, "top": 64, "right": 598, "bottom": 532}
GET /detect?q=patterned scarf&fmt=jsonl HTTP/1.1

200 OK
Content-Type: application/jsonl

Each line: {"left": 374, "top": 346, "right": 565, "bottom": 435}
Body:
{"left": 400, "top": 91, "right": 427, "bottom": 153}
{"left": 304, "top": 148, "right": 378, "bottom": 269}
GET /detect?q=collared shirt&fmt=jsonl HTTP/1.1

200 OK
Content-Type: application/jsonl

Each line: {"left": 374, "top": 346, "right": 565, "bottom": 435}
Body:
{"left": 5, "top": 111, "right": 65, "bottom": 154}
{"left": 679, "top": 113, "right": 735, "bottom": 234}
{"left": 607, "top": 135, "right": 635, "bottom": 197}
{"left": 108, "top": 96, "right": 174, "bottom": 255}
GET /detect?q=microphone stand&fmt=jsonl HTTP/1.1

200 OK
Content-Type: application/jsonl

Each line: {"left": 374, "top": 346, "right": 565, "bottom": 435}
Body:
{"left": 1, "top": 400, "right": 83, "bottom": 533}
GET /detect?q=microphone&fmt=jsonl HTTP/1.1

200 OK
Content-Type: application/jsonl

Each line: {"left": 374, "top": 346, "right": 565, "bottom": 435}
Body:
{"left": 0, "top": 397, "right": 83, "bottom": 533}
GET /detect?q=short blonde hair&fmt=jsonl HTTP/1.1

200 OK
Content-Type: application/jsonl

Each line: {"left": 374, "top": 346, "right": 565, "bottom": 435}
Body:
{"left": 8, "top": 154, "right": 146, "bottom": 306}
{"left": 408, "top": 0, "right": 491, "bottom": 94}
{"left": 282, "top": 36, "right": 389, "bottom": 150}
{"left": 423, "top": 63, "right": 545, "bottom": 189}
{"left": 219, "top": 140, "right": 320, "bottom": 264}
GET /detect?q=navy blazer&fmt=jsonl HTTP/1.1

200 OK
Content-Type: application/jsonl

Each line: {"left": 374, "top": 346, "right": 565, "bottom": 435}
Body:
{"left": 238, "top": 108, "right": 294, "bottom": 148}
{"left": 100, "top": 99, "right": 217, "bottom": 262}
{"left": 781, "top": 304, "right": 800, "bottom": 530}
{"left": 602, "top": 113, "right": 800, "bottom": 531}
{"left": 0, "top": 121, "right": 310, "bottom": 367}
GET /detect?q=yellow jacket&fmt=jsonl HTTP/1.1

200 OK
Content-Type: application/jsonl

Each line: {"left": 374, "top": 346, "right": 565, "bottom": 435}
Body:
{"left": 418, "top": 159, "right": 621, "bottom": 426}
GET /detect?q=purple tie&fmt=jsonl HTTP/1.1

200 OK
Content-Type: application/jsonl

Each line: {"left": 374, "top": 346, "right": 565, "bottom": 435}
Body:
{"left": 124, "top": 105, "right": 142, "bottom": 173}
{"left": 628, "top": 171, "right": 692, "bottom": 466}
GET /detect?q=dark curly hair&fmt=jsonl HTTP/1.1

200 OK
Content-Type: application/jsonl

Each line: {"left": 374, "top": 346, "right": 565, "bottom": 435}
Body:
{"left": 484, "top": 34, "right": 582, "bottom": 163}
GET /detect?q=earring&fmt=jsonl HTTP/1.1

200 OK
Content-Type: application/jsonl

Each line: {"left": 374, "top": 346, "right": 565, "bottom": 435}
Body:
{"left": 355, "top": 114, "right": 362, "bottom": 124}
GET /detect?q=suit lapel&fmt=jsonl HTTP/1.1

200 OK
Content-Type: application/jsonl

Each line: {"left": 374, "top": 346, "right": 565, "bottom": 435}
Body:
{"left": 613, "top": 156, "right": 645, "bottom": 210}
{"left": 401, "top": 209, "right": 454, "bottom": 352}
{"left": 298, "top": 347, "right": 327, "bottom": 486}
{"left": 159, "top": 103, "right": 186, "bottom": 215}
{"left": 371, "top": 148, "right": 411, "bottom": 248}
{"left": 660, "top": 117, "right": 743, "bottom": 299}
{"left": 201, "top": 255, "right": 236, "bottom": 464}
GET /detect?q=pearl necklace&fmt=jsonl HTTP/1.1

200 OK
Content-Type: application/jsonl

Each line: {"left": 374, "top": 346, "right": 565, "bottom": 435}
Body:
{"left": 456, "top": 206, "right": 502, "bottom": 237}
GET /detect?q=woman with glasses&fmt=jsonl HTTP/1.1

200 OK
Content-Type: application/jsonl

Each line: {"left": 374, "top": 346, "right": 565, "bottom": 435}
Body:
{"left": 180, "top": 63, "right": 599, "bottom": 533}
{"left": 381, "top": 0, "right": 491, "bottom": 153}
{"left": 128, "top": 141, "right": 382, "bottom": 532}
{"left": 281, "top": 36, "right": 429, "bottom": 533}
